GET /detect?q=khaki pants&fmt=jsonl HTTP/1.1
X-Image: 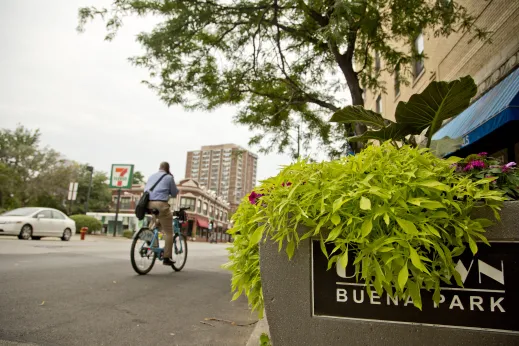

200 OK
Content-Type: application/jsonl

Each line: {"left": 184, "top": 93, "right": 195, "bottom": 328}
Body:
{"left": 147, "top": 201, "right": 173, "bottom": 258}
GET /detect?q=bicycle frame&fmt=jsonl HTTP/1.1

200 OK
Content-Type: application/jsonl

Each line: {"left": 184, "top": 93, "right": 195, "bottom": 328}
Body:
{"left": 140, "top": 217, "right": 184, "bottom": 260}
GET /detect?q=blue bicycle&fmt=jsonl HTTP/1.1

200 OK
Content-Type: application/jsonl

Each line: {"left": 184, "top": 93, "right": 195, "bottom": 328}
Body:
{"left": 130, "top": 207, "right": 189, "bottom": 275}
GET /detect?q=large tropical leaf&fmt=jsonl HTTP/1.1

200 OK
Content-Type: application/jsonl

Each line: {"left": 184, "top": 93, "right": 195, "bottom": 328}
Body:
{"left": 395, "top": 76, "right": 477, "bottom": 146}
{"left": 348, "top": 123, "right": 411, "bottom": 142}
{"left": 330, "top": 105, "right": 386, "bottom": 129}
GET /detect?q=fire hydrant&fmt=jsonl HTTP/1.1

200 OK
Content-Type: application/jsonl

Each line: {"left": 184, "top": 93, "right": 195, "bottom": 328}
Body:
{"left": 80, "top": 227, "right": 88, "bottom": 241}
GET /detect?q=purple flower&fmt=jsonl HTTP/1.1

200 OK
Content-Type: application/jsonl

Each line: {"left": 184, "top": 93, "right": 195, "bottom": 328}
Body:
{"left": 248, "top": 191, "right": 264, "bottom": 205}
{"left": 471, "top": 160, "right": 485, "bottom": 169}
{"left": 281, "top": 182, "right": 292, "bottom": 187}
{"left": 502, "top": 162, "right": 517, "bottom": 172}
{"left": 478, "top": 152, "right": 488, "bottom": 156}
{"left": 463, "top": 163, "right": 474, "bottom": 171}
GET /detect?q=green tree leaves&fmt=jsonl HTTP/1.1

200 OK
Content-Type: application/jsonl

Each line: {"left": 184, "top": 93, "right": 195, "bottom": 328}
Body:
{"left": 78, "top": 1, "right": 489, "bottom": 156}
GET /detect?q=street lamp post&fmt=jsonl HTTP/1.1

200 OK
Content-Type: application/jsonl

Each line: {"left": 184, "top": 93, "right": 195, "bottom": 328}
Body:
{"left": 85, "top": 166, "right": 94, "bottom": 213}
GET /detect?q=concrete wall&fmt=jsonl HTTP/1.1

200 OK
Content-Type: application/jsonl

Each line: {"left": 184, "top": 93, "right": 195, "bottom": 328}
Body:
{"left": 260, "top": 201, "right": 519, "bottom": 346}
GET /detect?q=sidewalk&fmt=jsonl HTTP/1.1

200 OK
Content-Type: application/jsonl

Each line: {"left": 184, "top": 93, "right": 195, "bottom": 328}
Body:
{"left": 246, "top": 314, "right": 270, "bottom": 346}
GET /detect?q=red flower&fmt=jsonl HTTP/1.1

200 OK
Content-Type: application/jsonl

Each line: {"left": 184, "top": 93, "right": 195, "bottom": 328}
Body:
{"left": 248, "top": 191, "right": 264, "bottom": 205}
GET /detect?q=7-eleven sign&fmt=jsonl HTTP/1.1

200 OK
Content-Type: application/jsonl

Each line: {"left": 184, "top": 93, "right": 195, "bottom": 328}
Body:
{"left": 109, "top": 164, "right": 134, "bottom": 189}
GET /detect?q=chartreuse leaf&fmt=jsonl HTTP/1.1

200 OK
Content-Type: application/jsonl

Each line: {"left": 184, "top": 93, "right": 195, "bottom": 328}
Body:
{"left": 249, "top": 224, "right": 265, "bottom": 246}
{"left": 338, "top": 246, "right": 349, "bottom": 270}
{"left": 361, "top": 219, "right": 373, "bottom": 238}
{"left": 409, "top": 247, "right": 429, "bottom": 273}
{"left": 408, "top": 280, "right": 423, "bottom": 310}
{"left": 396, "top": 218, "right": 418, "bottom": 235}
{"left": 360, "top": 196, "right": 371, "bottom": 210}
{"left": 398, "top": 262, "right": 408, "bottom": 291}
{"left": 331, "top": 214, "right": 341, "bottom": 226}
{"left": 286, "top": 240, "right": 296, "bottom": 259}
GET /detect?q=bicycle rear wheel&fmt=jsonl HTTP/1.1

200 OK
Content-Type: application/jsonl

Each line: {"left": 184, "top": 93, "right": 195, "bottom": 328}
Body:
{"left": 171, "top": 234, "right": 188, "bottom": 272}
{"left": 131, "top": 228, "right": 157, "bottom": 275}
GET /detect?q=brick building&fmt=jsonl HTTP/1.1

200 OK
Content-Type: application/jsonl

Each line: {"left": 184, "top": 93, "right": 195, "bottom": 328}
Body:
{"left": 172, "top": 178, "right": 232, "bottom": 242}
{"left": 110, "top": 184, "right": 145, "bottom": 213}
{"left": 185, "top": 144, "right": 258, "bottom": 212}
{"left": 364, "top": 0, "right": 519, "bottom": 162}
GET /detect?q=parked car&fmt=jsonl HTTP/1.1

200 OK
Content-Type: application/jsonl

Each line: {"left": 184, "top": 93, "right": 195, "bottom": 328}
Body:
{"left": 0, "top": 207, "right": 76, "bottom": 241}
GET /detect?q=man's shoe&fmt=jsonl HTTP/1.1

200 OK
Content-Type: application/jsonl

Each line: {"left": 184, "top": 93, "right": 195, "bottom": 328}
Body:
{"left": 163, "top": 258, "right": 175, "bottom": 266}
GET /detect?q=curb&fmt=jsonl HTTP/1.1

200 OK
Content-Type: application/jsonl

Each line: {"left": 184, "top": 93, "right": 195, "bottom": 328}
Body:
{"left": 246, "top": 314, "right": 270, "bottom": 346}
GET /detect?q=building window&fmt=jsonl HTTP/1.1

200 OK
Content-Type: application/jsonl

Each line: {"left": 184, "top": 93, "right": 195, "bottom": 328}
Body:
{"left": 209, "top": 205, "right": 213, "bottom": 217}
{"left": 376, "top": 95, "right": 382, "bottom": 114}
{"left": 375, "top": 51, "right": 381, "bottom": 72}
{"left": 394, "top": 66, "right": 400, "bottom": 97}
{"left": 180, "top": 197, "right": 196, "bottom": 210}
{"left": 197, "top": 200, "right": 201, "bottom": 213}
{"left": 203, "top": 203, "right": 208, "bottom": 215}
{"left": 414, "top": 33, "right": 424, "bottom": 77}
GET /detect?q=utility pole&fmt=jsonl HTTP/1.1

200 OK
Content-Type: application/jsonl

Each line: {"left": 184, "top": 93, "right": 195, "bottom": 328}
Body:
{"left": 113, "top": 188, "right": 121, "bottom": 237}
{"left": 85, "top": 166, "right": 94, "bottom": 213}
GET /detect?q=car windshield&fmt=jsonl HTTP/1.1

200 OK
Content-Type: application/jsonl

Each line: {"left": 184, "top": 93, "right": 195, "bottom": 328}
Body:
{"left": 2, "top": 208, "right": 41, "bottom": 216}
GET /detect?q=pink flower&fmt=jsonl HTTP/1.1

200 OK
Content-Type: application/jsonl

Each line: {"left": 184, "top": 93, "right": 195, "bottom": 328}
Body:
{"left": 248, "top": 191, "right": 264, "bottom": 205}
{"left": 478, "top": 152, "right": 488, "bottom": 156}
{"left": 463, "top": 163, "right": 474, "bottom": 171}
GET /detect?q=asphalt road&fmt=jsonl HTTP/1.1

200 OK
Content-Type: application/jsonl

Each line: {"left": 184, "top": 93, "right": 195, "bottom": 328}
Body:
{"left": 0, "top": 235, "right": 256, "bottom": 346}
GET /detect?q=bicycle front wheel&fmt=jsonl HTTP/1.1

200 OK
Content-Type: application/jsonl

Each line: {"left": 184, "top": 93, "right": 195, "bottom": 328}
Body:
{"left": 171, "top": 234, "right": 188, "bottom": 272}
{"left": 131, "top": 228, "right": 157, "bottom": 275}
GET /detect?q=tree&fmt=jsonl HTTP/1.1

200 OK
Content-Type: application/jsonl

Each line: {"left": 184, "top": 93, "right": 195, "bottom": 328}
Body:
{"left": 0, "top": 125, "right": 112, "bottom": 213}
{"left": 132, "top": 171, "right": 145, "bottom": 184}
{"left": 0, "top": 125, "right": 62, "bottom": 207}
{"left": 78, "top": 0, "right": 487, "bottom": 155}
{"left": 70, "top": 166, "right": 112, "bottom": 214}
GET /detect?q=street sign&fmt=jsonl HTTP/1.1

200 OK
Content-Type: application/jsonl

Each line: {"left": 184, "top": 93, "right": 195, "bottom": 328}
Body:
{"left": 312, "top": 240, "right": 519, "bottom": 334}
{"left": 109, "top": 164, "right": 134, "bottom": 189}
{"left": 67, "top": 182, "right": 78, "bottom": 201}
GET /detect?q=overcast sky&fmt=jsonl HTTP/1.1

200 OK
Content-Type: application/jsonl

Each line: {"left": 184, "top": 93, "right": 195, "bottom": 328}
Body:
{"left": 0, "top": 0, "right": 304, "bottom": 183}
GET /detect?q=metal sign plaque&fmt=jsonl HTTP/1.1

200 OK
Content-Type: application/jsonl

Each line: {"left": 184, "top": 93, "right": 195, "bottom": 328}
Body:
{"left": 312, "top": 241, "right": 519, "bottom": 333}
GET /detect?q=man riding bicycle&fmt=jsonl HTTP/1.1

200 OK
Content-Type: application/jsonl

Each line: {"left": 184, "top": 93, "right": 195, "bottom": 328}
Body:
{"left": 144, "top": 162, "right": 179, "bottom": 266}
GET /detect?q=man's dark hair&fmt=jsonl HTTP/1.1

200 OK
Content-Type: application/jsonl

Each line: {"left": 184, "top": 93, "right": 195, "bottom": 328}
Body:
{"left": 160, "top": 162, "right": 171, "bottom": 175}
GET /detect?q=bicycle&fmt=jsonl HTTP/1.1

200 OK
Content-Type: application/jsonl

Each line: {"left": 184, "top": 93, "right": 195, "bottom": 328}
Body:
{"left": 130, "top": 207, "right": 189, "bottom": 275}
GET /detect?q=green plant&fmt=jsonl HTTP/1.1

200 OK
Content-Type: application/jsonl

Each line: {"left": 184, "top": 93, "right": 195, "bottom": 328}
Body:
{"left": 456, "top": 153, "right": 519, "bottom": 200}
{"left": 70, "top": 215, "right": 103, "bottom": 234}
{"left": 260, "top": 333, "right": 272, "bottom": 346}
{"left": 123, "top": 230, "right": 134, "bottom": 239}
{"left": 225, "top": 142, "right": 504, "bottom": 315}
{"left": 330, "top": 76, "right": 477, "bottom": 148}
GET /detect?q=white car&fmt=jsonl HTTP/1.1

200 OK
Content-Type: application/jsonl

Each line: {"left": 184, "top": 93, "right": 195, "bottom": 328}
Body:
{"left": 0, "top": 207, "right": 76, "bottom": 241}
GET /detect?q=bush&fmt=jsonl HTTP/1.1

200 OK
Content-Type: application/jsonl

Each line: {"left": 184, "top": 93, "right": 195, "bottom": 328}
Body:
{"left": 224, "top": 143, "right": 505, "bottom": 316}
{"left": 123, "top": 230, "right": 134, "bottom": 239}
{"left": 70, "top": 215, "right": 103, "bottom": 234}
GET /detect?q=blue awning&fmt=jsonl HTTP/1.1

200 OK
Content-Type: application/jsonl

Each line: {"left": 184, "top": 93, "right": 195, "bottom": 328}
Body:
{"left": 431, "top": 68, "right": 519, "bottom": 155}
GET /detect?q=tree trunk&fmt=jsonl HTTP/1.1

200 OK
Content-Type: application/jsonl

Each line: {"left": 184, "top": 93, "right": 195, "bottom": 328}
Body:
{"left": 335, "top": 52, "right": 367, "bottom": 153}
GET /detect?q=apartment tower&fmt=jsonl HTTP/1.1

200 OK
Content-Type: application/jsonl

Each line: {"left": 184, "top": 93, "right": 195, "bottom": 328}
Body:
{"left": 185, "top": 144, "right": 258, "bottom": 211}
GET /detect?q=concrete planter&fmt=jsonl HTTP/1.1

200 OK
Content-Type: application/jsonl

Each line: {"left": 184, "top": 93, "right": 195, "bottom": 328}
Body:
{"left": 260, "top": 201, "right": 519, "bottom": 346}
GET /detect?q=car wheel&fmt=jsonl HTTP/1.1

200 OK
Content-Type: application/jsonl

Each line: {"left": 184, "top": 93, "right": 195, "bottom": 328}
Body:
{"left": 61, "top": 228, "right": 72, "bottom": 241}
{"left": 32, "top": 236, "right": 41, "bottom": 240}
{"left": 19, "top": 225, "right": 32, "bottom": 240}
